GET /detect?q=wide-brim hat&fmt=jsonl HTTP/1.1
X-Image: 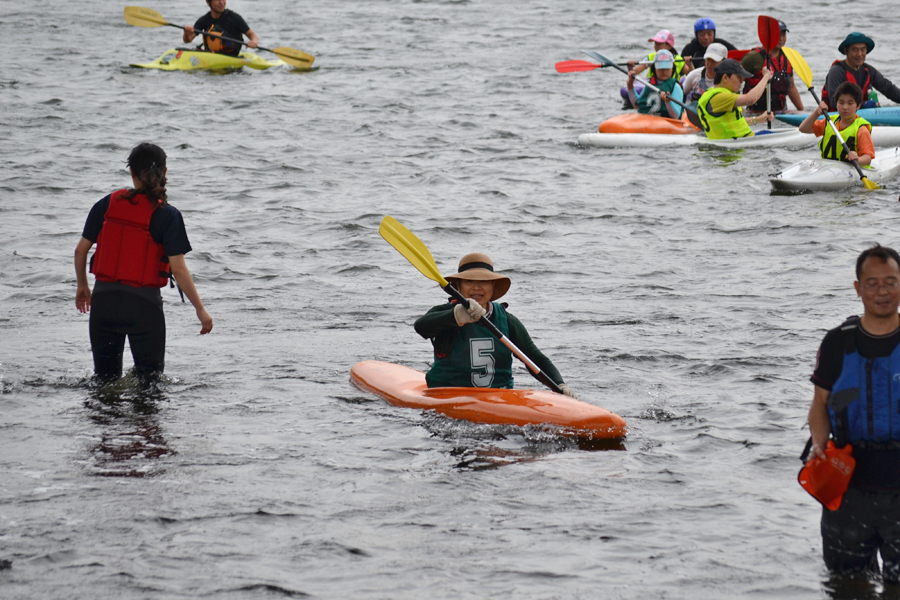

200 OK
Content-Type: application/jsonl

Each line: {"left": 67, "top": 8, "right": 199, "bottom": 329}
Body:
{"left": 446, "top": 252, "right": 511, "bottom": 301}
{"left": 839, "top": 32, "right": 874, "bottom": 54}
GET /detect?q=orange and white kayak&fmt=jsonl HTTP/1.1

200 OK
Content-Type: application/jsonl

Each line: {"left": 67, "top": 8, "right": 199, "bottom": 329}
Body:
{"left": 350, "top": 360, "right": 627, "bottom": 439}
{"left": 598, "top": 112, "right": 698, "bottom": 135}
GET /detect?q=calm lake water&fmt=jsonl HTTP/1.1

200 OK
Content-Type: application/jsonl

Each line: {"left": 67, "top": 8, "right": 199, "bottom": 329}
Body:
{"left": 4, "top": 0, "right": 900, "bottom": 598}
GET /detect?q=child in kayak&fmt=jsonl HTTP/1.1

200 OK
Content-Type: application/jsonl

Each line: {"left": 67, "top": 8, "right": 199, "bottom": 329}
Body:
{"left": 627, "top": 29, "right": 687, "bottom": 81}
{"left": 414, "top": 253, "right": 577, "bottom": 397}
{"left": 798, "top": 82, "right": 873, "bottom": 166}
{"left": 627, "top": 50, "right": 684, "bottom": 119}
{"left": 697, "top": 58, "right": 773, "bottom": 139}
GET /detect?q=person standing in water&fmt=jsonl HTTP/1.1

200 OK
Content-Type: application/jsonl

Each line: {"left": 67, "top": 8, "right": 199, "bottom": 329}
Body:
{"left": 74, "top": 143, "right": 213, "bottom": 381}
{"left": 414, "top": 253, "right": 577, "bottom": 397}
{"left": 807, "top": 245, "right": 900, "bottom": 582}
{"left": 182, "top": 0, "right": 258, "bottom": 56}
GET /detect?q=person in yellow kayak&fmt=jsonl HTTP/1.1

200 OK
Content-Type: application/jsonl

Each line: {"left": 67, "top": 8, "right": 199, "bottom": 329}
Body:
{"left": 799, "top": 82, "right": 874, "bottom": 166}
{"left": 182, "top": 0, "right": 258, "bottom": 56}
{"left": 697, "top": 58, "right": 773, "bottom": 139}
{"left": 806, "top": 244, "right": 900, "bottom": 582}
{"left": 822, "top": 33, "right": 900, "bottom": 111}
{"left": 627, "top": 30, "right": 687, "bottom": 81}
{"left": 413, "top": 253, "right": 577, "bottom": 397}
{"left": 627, "top": 50, "right": 684, "bottom": 119}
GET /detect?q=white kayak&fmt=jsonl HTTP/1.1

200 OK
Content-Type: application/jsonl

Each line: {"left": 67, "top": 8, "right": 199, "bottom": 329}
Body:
{"left": 578, "top": 127, "right": 900, "bottom": 149}
{"left": 770, "top": 147, "right": 900, "bottom": 192}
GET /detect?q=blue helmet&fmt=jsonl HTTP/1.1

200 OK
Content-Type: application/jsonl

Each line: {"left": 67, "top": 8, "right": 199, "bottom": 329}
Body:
{"left": 694, "top": 17, "right": 716, "bottom": 35}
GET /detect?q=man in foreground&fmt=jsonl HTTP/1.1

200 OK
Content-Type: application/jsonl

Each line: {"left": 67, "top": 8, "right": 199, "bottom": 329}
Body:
{"left": 808, "top": 245, "right": 900, "bottom": 582}
{"left": 182, "top": 0, "right": 258, "bottom": 56}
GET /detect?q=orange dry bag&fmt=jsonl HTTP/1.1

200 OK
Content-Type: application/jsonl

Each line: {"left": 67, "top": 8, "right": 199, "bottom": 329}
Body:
{"left": 798, "top": 440, "right": 855, "bottom": 511}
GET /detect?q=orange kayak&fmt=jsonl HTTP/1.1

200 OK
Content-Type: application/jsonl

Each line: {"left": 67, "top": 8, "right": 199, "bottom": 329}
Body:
{"left": 350, "top": 360, "right": 627, "bottom": 439}
{"left": 599, "top": 112, "right": 698, "bottom": 135}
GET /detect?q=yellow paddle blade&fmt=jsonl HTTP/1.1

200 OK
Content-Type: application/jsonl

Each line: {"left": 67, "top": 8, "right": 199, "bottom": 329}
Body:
{"left": 782, "top": 46, "right": 812, "bottom": 89}
{"left": 379, "top": 216, "right": 449, "bottom": 287}
{"left": 862, "top": 177, "right": 882, "bottom": 190}
{"left": 271, "top": 46, "right": 315, "bottom": 69}
{"left": 123, "top": 6, "right": 168, "bottom": 28}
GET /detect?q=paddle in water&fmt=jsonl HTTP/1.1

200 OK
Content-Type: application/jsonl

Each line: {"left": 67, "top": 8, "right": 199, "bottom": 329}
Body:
{"left": 378, "top": 216, "right": 564, "bottom": 394}
{"left": 782, "top": 46, "right": 880, "bottom": 190}
{"left": 758, "top": 15, "right": 780, "bottom": 129}
{"left": 123, "top": 6, "right": 314, "bottom": 69}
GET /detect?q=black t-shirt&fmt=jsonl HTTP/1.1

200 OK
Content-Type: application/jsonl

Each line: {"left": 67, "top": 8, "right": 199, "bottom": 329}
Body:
{"left": 811, "top": 317, "right": 900, "bottom": 489}
{"left": 681, "top": 37, "right": 738, "bottom": 69}
{"left": 82, "top": 193, "right": 192, "bottom": 307}
{"left": 194, "top": 9, "right": 250, "bottom": 56}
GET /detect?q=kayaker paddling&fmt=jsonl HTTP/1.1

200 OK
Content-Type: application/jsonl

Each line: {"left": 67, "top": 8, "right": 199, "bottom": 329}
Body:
{"left": 680, "top": 18, "right": 737, "bottom": 72}
{"left": 697, "top": 58, "right": 773, "bottom": 140}
{"left": 414, "top": 253, "right": 577, "bottom": 398}
{"left": 74, "top": 143, "right": 213, "bottom": 382}
{"left": 799, "top": 82, "right": 874, "bottom": 167}
{"left": 822, "top": 33, "right": 900, "bottom": 111}
{"left": 182, "top": 0, "right": 258, "bottom": 56}
{"left": 741, "top": 20, "right": 804, "bottom": 113}
{"left": 627, "top": 50, "right": 684, "bottom": 119}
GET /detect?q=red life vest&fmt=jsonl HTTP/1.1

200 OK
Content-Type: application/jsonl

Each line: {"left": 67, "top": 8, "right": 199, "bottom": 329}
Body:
{"left": 821, "top": 60, "right": 872, "bottom": 108}
{"left": 91, "top": 189, "right": 170, "bottom": 288}
{"left": 743, "top": 47, "right": 793, "bottom": 110}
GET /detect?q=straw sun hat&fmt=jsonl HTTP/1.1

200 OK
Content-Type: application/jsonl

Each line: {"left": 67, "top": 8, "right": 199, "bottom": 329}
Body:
{"left": 446, "top": 253, "right": 511, "bottom": 301}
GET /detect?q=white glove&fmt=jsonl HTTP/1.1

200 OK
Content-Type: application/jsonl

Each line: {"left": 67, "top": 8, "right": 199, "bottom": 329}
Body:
{"left": 558, "top": 383, "right": 578, "bottom": 399}
{"left": 453, "top": 299, "right": 486, "bottom": 326}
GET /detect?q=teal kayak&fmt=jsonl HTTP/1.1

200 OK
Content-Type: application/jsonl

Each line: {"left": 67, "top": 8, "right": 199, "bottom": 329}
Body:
{"left": 776, "top": 107, "right": 900, "bottom": 127}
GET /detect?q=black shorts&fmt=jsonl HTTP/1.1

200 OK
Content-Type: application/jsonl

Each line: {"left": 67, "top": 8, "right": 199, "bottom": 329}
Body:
{"left": 821, "top": 486, "right": 900, "bottom": 581}
{"left": 89, "top": 291, "right": 166, "bottom": 380}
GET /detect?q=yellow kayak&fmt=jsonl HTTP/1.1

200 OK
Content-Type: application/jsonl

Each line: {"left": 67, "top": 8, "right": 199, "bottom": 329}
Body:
{"left": 130, "top": 48, "right": 285, "bottom": 71}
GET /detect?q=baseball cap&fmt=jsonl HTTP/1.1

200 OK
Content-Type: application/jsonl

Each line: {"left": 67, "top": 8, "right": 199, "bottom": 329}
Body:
{"left": 715, "top": 58, "right": 753, "bottom": 78}
{"left": 778, "top": 20, "right": 789, "bottom": 33}
{"left": 654, "top": 49, "right": 675, "bottom": 69}
{"left": 648, "top": 30, "right": 675, "bottom": 47}
{"left": 703, "top": 43, "right": 728, "bottom": 62}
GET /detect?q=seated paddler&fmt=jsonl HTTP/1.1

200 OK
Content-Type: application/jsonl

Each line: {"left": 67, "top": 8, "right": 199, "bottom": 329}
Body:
{"left": 799, "top": 82, "right": 874, "bottom": 167}
{"left": 697, "top": 58, "right": 774, "bottom": 140}
{"left": 627, "top": 50, "right": 684, "bottom": 120}
{"left": 414, "top": 253, "right": 577, "bottom": 398}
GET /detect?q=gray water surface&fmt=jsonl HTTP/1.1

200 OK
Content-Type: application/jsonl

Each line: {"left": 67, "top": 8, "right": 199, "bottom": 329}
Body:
{"left": 3, "top": 0, "right": 900, "bottom": 598}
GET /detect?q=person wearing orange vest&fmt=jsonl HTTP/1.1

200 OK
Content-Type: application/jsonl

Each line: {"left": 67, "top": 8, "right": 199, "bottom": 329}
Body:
{"left": 822, "top": 32, "right": 900, "bottom": 111}
{"left": 182, "top": 0, "right": 258, "bottom": 56}
{"left": 741, "top": 20, "right": 804, "bottom": 113}
{"left": 74, "top": 143, "right": 212, "bottom": 381}
{"left": 799, "top": 82, "right": 874, "bottom": 166}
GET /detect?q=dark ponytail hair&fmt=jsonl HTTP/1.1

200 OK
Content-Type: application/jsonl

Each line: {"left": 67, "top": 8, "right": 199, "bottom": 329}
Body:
{"left": 123, "top": 142, "right": 168, "bottom": 206}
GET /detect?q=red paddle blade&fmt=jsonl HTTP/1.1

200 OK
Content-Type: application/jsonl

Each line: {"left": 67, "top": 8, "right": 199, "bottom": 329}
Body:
{"left": 758, "top": 15, "right": 780, "bottom": 51}
{"left": 728, "top": 49, "right": 750, "bottom": 60}
{"left": 555, "top": 60, "right": 601, "bottom": 73}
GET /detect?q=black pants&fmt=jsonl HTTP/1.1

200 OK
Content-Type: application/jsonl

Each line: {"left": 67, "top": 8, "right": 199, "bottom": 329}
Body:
{"left": 90, "top": 292, "right": 166, "bottom": 380}
{"left": 822, "top": 486, "right": 900, "bottom": 581}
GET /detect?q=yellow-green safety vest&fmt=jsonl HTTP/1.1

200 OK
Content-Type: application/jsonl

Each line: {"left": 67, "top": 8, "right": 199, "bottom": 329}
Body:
{"left": 697, "top": 87, "right": 753, "bottom": 140}
{"left": 647, "top": 51, "right": 687, "bottom": 79}
{"left": 820, "top": 114, "right": 872, "bottom": 163}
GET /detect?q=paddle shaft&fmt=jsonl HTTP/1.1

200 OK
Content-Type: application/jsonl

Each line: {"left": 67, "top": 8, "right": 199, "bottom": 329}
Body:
{"left": 442, "top": 283, "right": 564, "bottom": 394}
{"left": 808, "top": 87, "right": 871, "bottom": 181}
{"left": 172, "top": 21, "right": 278, "bottom": 55}
{"left": 759, "top": 16, "right": 780, "bottom": 129}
